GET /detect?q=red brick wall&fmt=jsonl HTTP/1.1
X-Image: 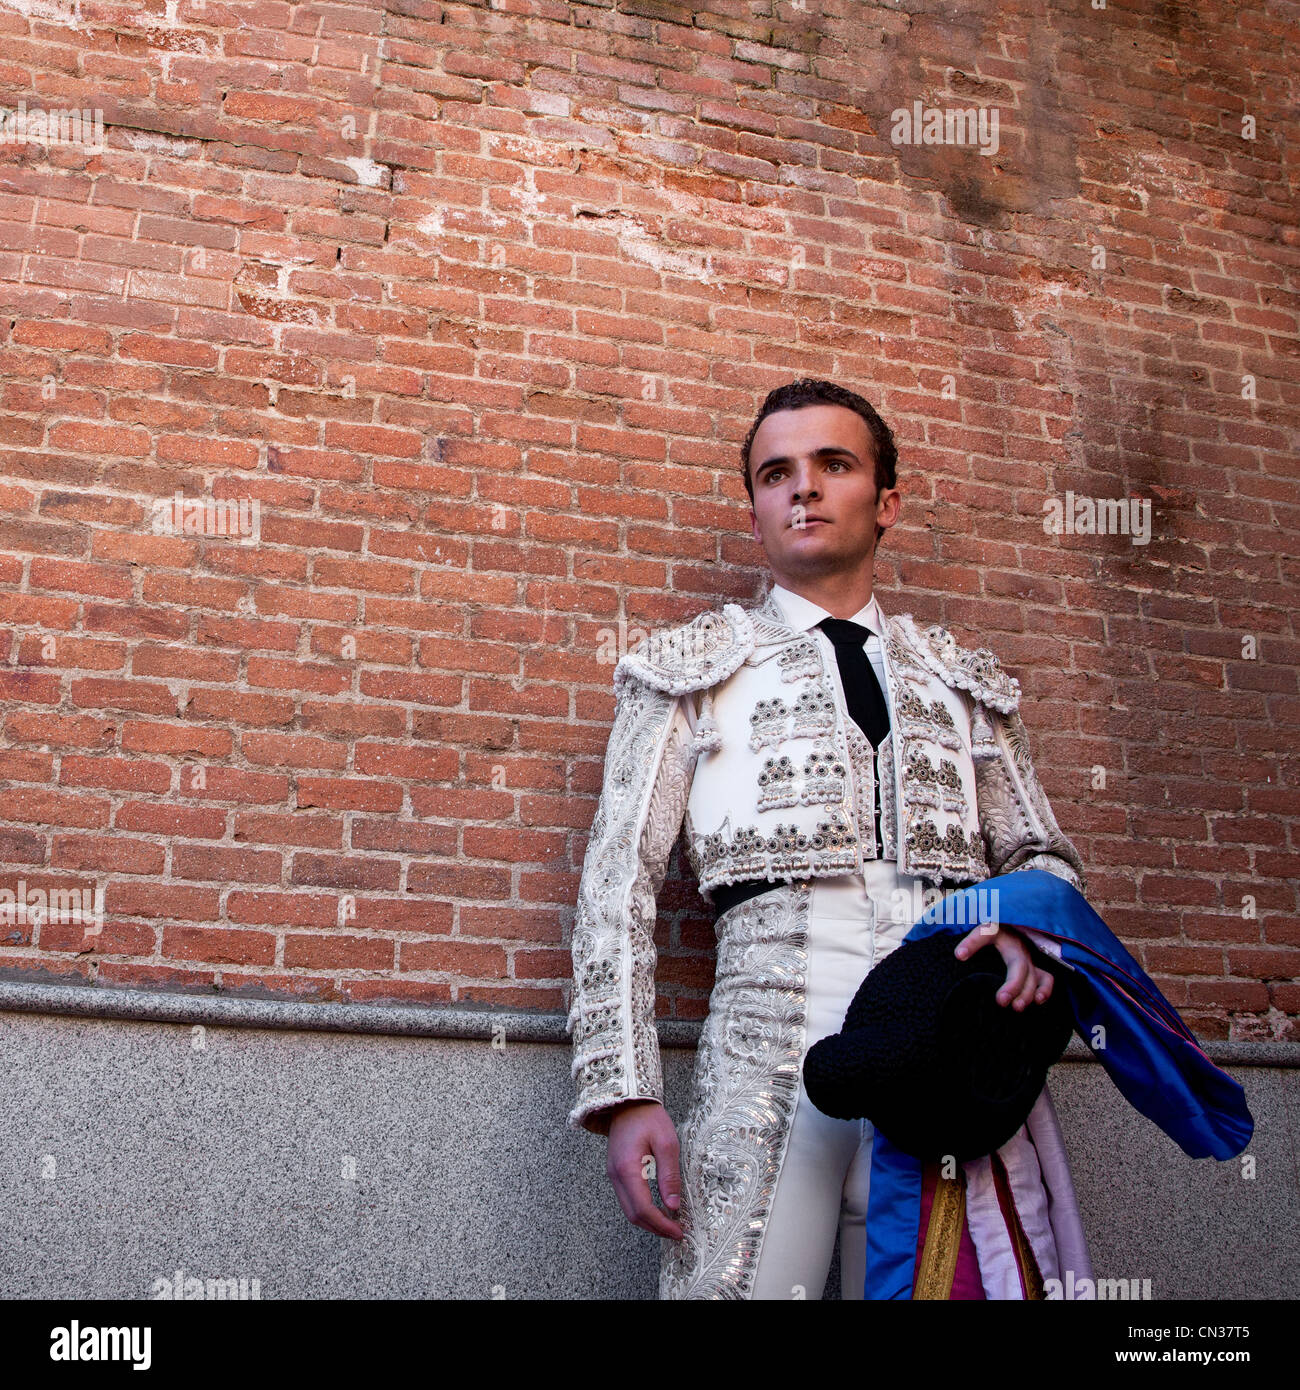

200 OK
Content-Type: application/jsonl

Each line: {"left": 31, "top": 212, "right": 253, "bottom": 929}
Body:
{"left": 0, "top": 0, "right": 1294, "bottom": 1040}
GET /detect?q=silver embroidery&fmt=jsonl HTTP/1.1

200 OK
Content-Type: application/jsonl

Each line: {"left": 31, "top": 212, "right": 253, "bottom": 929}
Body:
{"left": 747, "top": 686, "right": 836, "bottom": 753}
{"left": 878, "top": 731, "right": 897, "bottom": 860}
{"left": 844, "top": 722, "right": 878, "bottom": 861}
{"left": 974, "top": 706, "right": 1086, "bottom": 892}
{"left": 894, "top": 687, "right": 963, "bottom": 753}
{"left": 904, "top": 807, "right": 945, "bottom": 875}
{"left": 976, "top": 750, "right": 1035, "bottom": 872}
{"left": 904, "top": 744, "right": 942, "bottom": 811}
{"left": 803, "top": 748, "right": 847, "bottom": 804}
{"left": 790, "top": 685, "right": 836, "bottom": 740}
{"left": 661, "top": 882, "right": 811, "bottom": 1299}
{"left": 900, "top": 745, "right": 969, "bottom": 817}
{"left": 1019, "top": 851, "right": 1080, "bottom": 884}
{"left": 691, "top": 688, "right": 723, "bottom": 755}
{"left": 757, "top": 755, "right": 798, "bottom": 811}
{"left": 689, "top": 810, "right": 858, "bottom": 890}
{"left": 937, "top": 757, "right": 966, "bottom": 814}
{"left": 749, "top": 697, "right": 790, "bottom": 752}
{"left": 895, "top": 615, "right": 1022, "bottom": 714}
{"left": 746, "top": 590, "right": 800, "bottom": 649}
{"left": 903, "top": 808, "right": 987, "bottom": 884}
{"left": 568, "top": 679, "right": 694, "bottom": 1131}
{"left": 970, "top": 699, "right": 999, "bottom": 761}
{"left": 778, "top": 811, "right": 853, "bottom": 875}
{"left": 932, "top": 631, "right": 1021, "bottom": 711}
{"left": 616, "top": 604, "right": 756, "bottom": 697}
{"left": 967, "top": 827, "right": 989, "bottom": 876}
{"left": 886, "top": 631, "right": 931, "bottom": 682}
{"left": 777, "top": 640, "right": 821, "bottom": 684}
{"left": 757, "top": 746, "right": 847, "bottom": 812}
{"left": 692, "top": 820, "right": 764, "bottom": 884}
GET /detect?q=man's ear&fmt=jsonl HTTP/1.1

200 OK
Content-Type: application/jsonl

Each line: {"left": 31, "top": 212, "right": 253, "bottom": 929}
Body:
{"left": 877, "top": 485, "right": 902, "bottom": 530}
{"left": 750, "top": 508, "right": 762, "bottom": 543}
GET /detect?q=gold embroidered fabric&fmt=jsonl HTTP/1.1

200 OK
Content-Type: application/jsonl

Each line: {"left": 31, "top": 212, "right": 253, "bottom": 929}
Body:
{"left": 913, "top": 1167, "right": 968, "bottom": 1300}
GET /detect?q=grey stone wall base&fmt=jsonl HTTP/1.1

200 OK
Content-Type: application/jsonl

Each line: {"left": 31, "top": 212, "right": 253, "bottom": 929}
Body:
{"left": 0, "top": 987, "right": 1295, "bottom": 1299}
{"left": 0, "top": 980, "right": 1292, "bottom": 1064}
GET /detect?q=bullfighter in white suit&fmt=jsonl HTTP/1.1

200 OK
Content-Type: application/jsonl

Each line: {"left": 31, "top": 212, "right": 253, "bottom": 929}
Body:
{"left": 567, "top": 379, "right": 1092, "bottom": 1299}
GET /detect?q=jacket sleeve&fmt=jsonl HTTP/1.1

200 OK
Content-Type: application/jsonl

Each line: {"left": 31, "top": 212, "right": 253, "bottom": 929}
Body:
{"left": 567, "top": 675, "right": 697, "bottom": 1135}
{"left": 971, "top": 700, "right": 1087, "bottom": 896}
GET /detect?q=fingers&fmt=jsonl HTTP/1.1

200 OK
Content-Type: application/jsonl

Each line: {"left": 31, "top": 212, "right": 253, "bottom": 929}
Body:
{"left": 956, "top": 927, "right": 1055, "bottom": 1010}
{"left": 607, "top": 1123, "right": 684, "bottom": 1241}
{"left": 997, "top": 944, "right": 1030, "bottom": 1007}
{"left": 653, "top": 1125, "right": 682, "bottom": 1218}
{"left": 626, "top": 1161, "right": 684, "bottom": 1240}
{"left": 607, "top": 1162, "right": 637, "bottom": 1226}
{"left": 1011, "top": 960, "right": 1039, "bottom": 1011}
{"left": 953, "top": 923, "right": 996, "bottom": 959}
{"left": 627, "top": 1182, "right": 683, "bottom": 1240}
{"left": 1004, "top": 954, "right": 1054, "bottom": 1010}
{"left": 1034, "top": 966, "right": 1054, "bottom": 1005}
{"left": 644, "top": 1130, "right": 684, "bottom": 1240}
{"left": 608, "top": 1158, "right": 674, "bottom": 1238}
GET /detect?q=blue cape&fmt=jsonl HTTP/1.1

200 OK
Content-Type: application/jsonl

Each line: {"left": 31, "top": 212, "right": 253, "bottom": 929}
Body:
{"left": 861, "top": 869, "right": 1255, "bottom": 1299}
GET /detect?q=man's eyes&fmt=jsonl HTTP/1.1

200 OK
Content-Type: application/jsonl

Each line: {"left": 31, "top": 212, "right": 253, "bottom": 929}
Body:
{"left": 761, "top": 460, "right": 849, "bottom": 483}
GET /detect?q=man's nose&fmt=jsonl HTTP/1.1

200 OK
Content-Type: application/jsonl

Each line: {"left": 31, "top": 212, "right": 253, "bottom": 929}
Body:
{"left": 790, "top": 464, "right": 820, "bottom": 499}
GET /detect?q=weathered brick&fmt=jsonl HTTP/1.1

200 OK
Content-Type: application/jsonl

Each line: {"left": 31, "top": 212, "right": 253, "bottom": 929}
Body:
{"left": 0, "top": 0, "right": 1288, "bottom": 1041}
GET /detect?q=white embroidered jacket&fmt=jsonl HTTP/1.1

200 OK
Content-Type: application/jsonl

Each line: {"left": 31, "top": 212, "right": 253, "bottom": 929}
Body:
{"left": 567, "top": 589, "right": 1086, "bottom": 1134}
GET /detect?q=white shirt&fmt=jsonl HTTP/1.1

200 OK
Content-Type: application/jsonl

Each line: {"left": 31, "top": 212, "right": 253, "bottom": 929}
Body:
{"left": 768, "top": 583, "right": 893, "bottom": 720}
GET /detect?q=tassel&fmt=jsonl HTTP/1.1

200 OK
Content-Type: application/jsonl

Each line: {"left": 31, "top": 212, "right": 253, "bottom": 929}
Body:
{"left": 691, "top": 689, "right": 722, "bottom": 755}
{"left": 970, "top": 700, "right": 999, "bottom": 762}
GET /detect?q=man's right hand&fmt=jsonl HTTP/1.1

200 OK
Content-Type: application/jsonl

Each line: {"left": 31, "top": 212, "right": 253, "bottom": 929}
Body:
{"left": 606, "top": 1099, "right": 684, "bottom": 1241}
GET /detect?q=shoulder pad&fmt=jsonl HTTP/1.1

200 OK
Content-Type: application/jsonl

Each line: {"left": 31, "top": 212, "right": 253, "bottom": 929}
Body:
{"left": 891, "top": 614, "right": 1021, "bottom": 713}
{"left": 614, "top": 603, "right": 756, "bottom": 696}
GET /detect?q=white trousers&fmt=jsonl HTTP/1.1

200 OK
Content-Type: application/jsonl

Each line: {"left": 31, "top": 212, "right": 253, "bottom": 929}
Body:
{"left": 747, "top": 862, "right": 926, "bottom": 1301}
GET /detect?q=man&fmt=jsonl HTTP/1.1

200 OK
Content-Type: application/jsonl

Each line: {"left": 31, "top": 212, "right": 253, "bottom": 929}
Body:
{"left": 567, "top": 378, "right": 1091, "bottom": 1299}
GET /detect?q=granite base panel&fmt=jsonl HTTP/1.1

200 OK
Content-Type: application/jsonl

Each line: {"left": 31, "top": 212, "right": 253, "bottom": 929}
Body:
{"left": 0, "top": 1006, "right": 1294, "bottom": 1300}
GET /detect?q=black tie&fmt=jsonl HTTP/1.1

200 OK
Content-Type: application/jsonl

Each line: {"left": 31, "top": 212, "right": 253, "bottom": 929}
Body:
{"left": 818, "top": 618, "right": 891, "bottom": 747}
{"left": 819, "top": 617, "right": 891, "bottom": 858}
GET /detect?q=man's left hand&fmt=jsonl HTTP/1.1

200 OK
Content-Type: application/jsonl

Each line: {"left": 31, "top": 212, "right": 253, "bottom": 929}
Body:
{"left": 954, "top": 924, "right": 1053, "bottom": 1010}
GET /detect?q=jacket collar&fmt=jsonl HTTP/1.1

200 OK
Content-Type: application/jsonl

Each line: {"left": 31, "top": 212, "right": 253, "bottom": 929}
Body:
{"left": 746, "top": 585, "right": 896, "bottom": 666}
{"left": 768, "top": 583, "right": 886, "bottom": 639}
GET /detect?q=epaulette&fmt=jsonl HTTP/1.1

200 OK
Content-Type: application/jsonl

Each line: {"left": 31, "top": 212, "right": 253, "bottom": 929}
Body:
{"left": 893, "top": 614, "right": 1022, "bottom": 714}
{"left": 613, "top": 603, "right": 756, "bottom": 696}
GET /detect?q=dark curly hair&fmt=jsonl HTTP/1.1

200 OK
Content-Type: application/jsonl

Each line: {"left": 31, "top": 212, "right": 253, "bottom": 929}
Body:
{"left": 740, "top": 378, "right": 898, "bottom": 543}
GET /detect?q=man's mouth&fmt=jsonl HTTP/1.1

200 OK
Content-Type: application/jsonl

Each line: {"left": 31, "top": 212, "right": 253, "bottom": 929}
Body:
{"left": 790, "top": 515, "right": 830, "bottom": 529}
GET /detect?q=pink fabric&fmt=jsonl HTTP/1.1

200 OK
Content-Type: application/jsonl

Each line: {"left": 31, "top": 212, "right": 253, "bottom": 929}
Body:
{"left": 951, "top": 1204, "right": 987, "bottom": 1300}
{"left": 990, "top": 1152, "right": 1030, "bottom": 1297}
{"left": 963, "top": 1083, "right": 1093, "bottom": 1298}
{"left": 1023, "top": 1082, "right": 1094, "bottom": 1287}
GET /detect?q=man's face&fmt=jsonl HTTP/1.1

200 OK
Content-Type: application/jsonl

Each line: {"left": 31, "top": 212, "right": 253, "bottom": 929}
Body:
{"left": 747, "top": 404, "right": 900, "bottom": 581}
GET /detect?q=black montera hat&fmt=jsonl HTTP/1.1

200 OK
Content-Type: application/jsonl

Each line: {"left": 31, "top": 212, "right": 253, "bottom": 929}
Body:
{"left": 803, "top": 931, "right": 1074, "bottom": 1162}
